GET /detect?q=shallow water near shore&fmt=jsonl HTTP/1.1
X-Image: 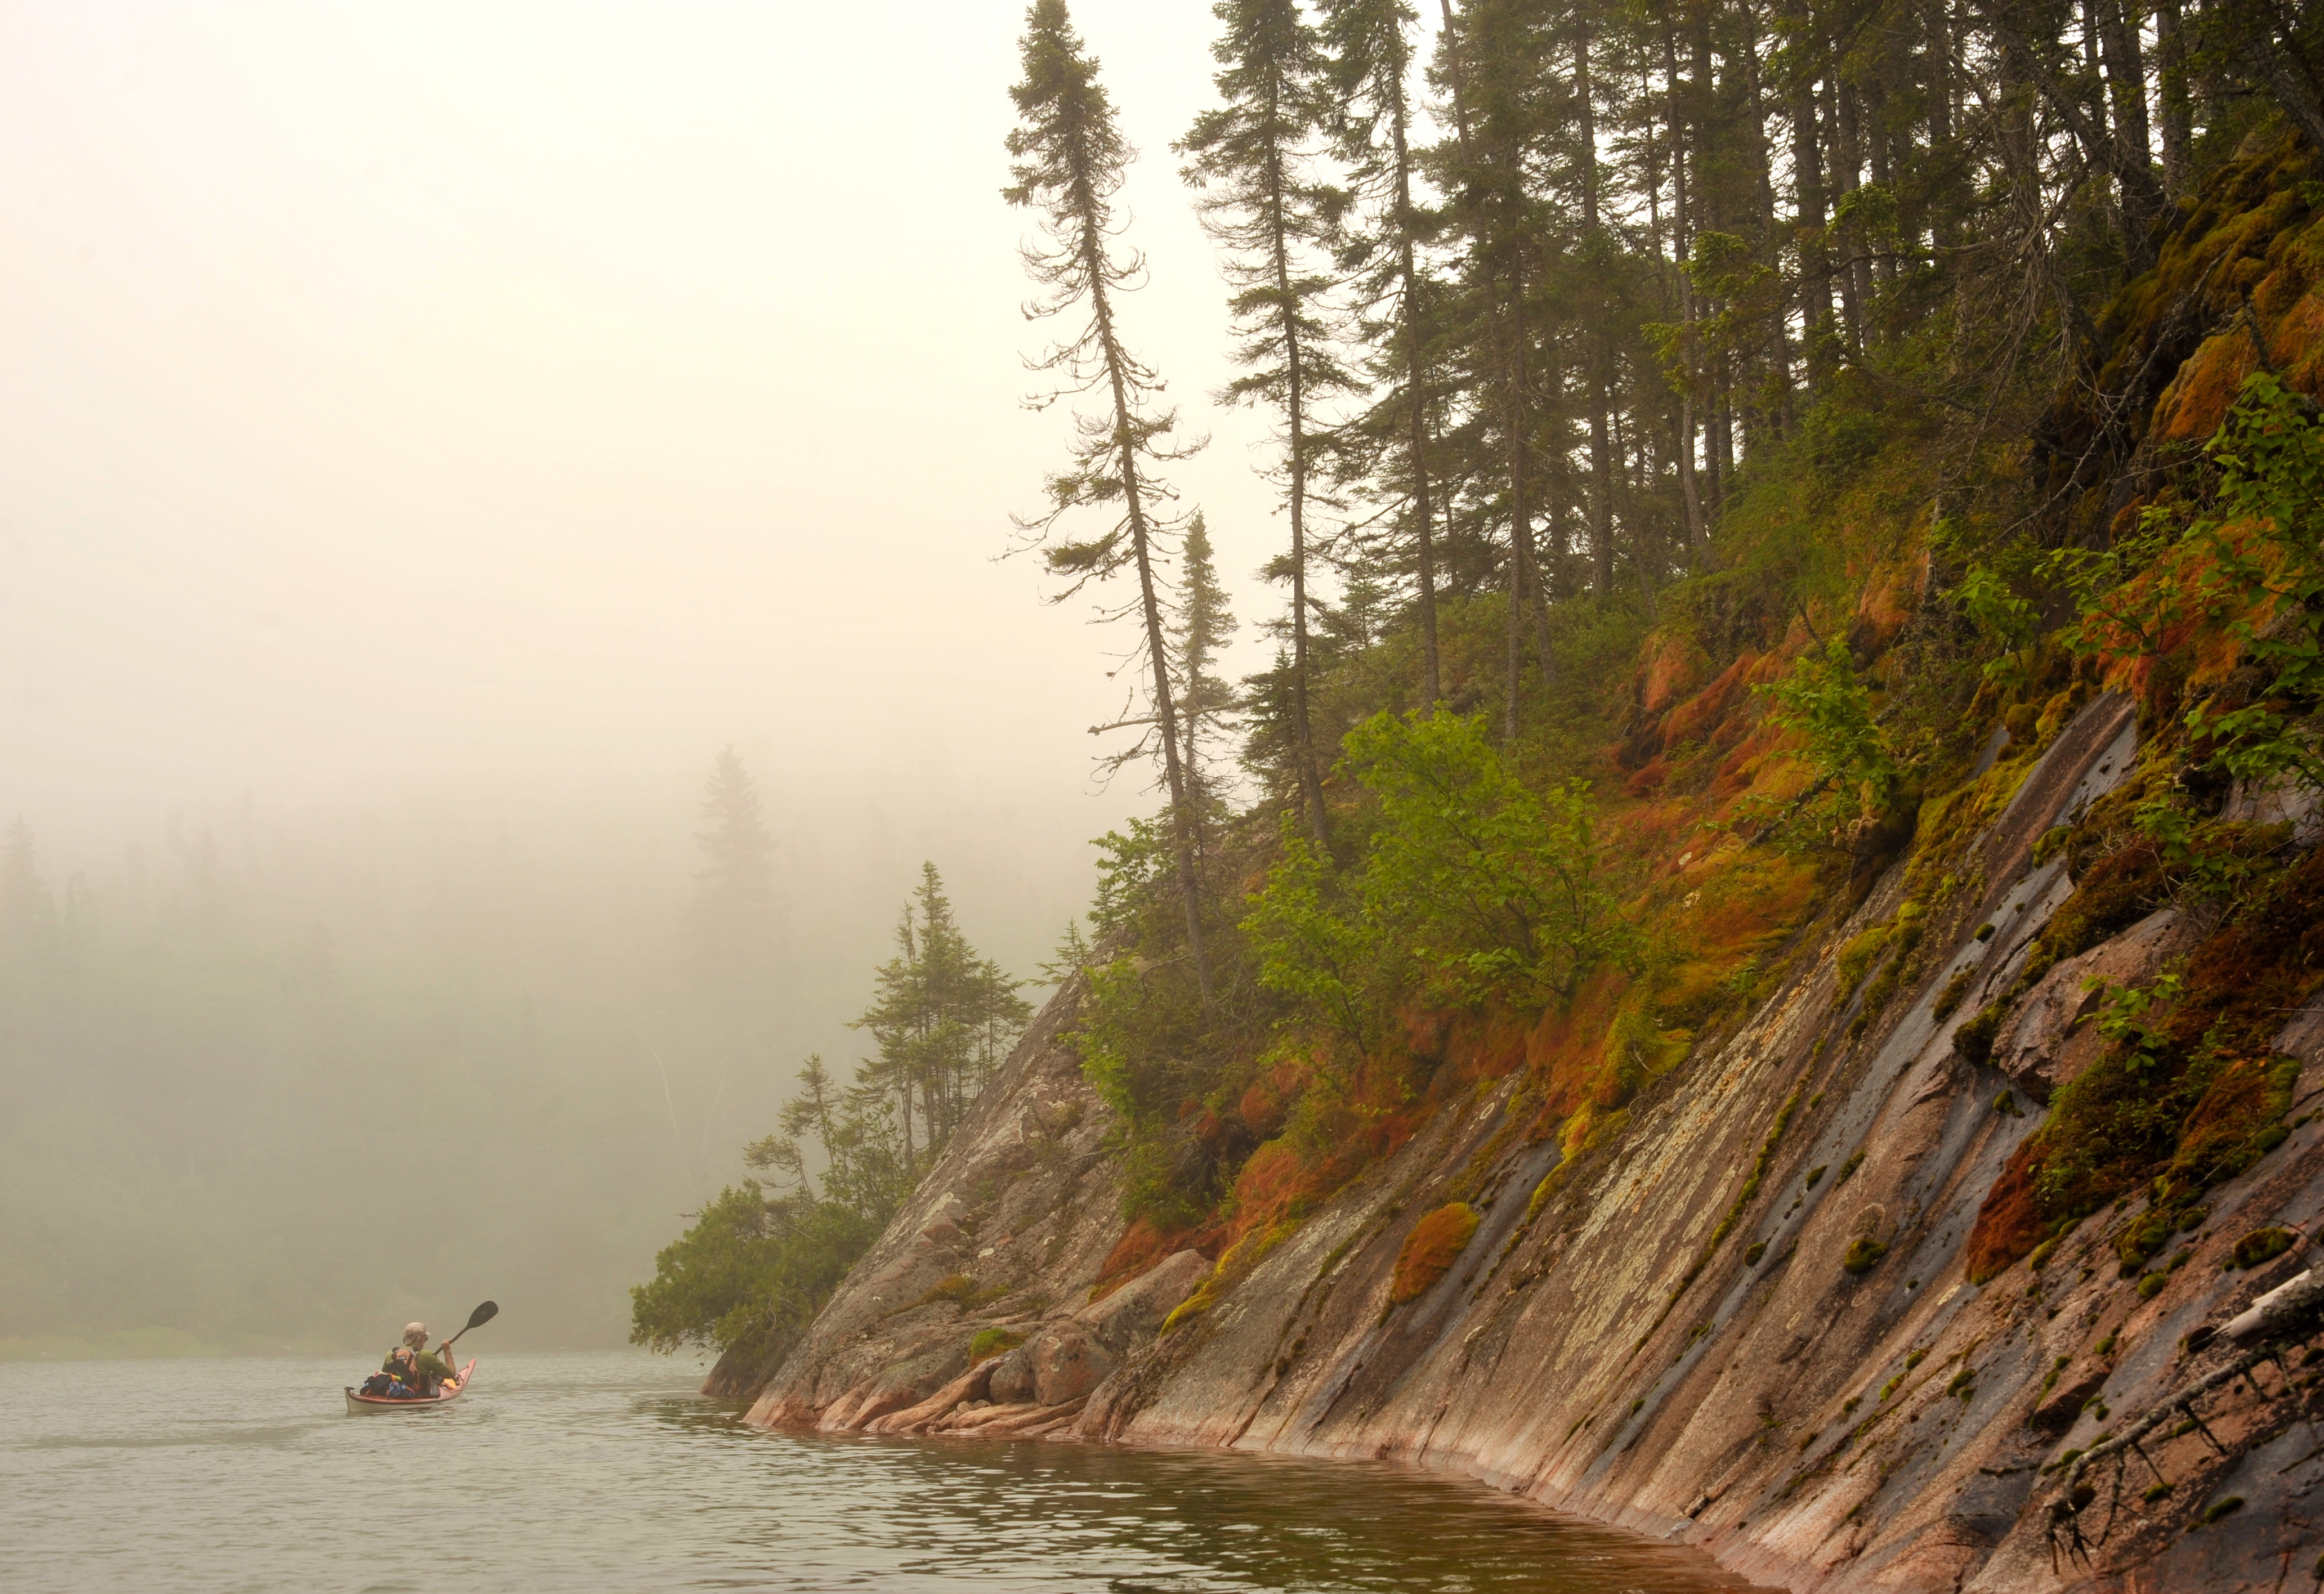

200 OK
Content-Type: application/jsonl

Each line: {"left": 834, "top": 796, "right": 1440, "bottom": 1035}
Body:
{"left": 3, "top": 1350, "right": 1766, "bottom": 1592}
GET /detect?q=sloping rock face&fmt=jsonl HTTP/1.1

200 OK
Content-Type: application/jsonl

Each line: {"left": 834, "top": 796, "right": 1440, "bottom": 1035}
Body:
{"left": 1986, "top": 907, "right": 2197, "bottom": 1105}
{"left": 731, "top": 971, "right": 1157, "bottom": 1429}
{"left": 741, "top": 693, "right": 2324, "bottom": 1592}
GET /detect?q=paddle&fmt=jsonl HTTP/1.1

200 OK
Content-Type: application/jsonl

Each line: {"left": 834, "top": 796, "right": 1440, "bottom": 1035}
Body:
{"left": 441, "top": 1300, "right": 498, "bottom": 1354}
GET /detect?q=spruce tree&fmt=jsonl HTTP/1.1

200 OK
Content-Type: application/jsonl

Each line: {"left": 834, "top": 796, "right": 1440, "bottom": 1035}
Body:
{"left": 1178, "top": 0, "right": 1348, "bottom": 852}
{"left": 1324, "top": 0, "right": 1444, "bottom": 709}
{"left": 0, "top": 819, "right": 53, "bottom": 960}
{"left": 1004, "top": 0, "right": 1217, "bottom": 1005}
{"left": 1172, "top": 512, "right": 1240, "bottom": 849}
{"left": 685, "top": 746, "right": 778, "bottom": 1006}
{"left": 851, "top": 862, "right": 1030, "bottom": 1167}
{"left": 1433, "top": 0, "right": 1562, "bottom": 738}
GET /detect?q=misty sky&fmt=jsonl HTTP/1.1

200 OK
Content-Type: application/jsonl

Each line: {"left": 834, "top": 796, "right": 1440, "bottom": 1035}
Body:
{"left": 2, "top": 2, "right": 1440, "bottom": 889}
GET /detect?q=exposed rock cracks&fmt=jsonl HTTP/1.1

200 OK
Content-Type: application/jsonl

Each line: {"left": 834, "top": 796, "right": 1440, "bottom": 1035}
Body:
{"left": 731, "top": 693, "right": 2324, "bottom": 1592}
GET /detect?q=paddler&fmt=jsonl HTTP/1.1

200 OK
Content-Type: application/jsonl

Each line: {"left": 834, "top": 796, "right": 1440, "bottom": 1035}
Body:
{"left": 383, "top": 1322, "right": 461, "bottom": 1396}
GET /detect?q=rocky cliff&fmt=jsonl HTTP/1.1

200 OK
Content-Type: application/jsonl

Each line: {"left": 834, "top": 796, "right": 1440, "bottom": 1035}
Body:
{"left": 723, "top": 140, "right": 2324, "bottom": 1592}
{"left": 731, "top": 686, "right": 2324, "bottom": 1591}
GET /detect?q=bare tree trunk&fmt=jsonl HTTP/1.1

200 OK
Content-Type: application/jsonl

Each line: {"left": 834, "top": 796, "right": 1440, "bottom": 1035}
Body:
{"left": 1865, "top": 68, "right": 1895, "bottom": 289}
{"left": 1385, "top": 48, "right": 1443, "bottom": 709}
{"left": 1442, "top": 0, "right": 1549, "bottom": 740}
{"left": 1924, "top": 0, "right": 1956, "bottom": 252}
{"left": 1661, "top": 12, "right": 1705, "bottom": 555}
{"left": 1263, "top": 106, "right": 1333, "bottom": 857}
{"left": 2153, "top": 0, "right": 2193, "bottom": 192}
{"left": 1740, "top": 1, "right": 1793, "bottom": 440}
{"left": 1829, "top": 75, "right": 1865, "bottom": 355}
{"left": 2097, "top": 0, "right": 2151, "bottom": 198}
{"left": 1786, "top": 0, "right": 1834, "bottom": 387}
{"left": 1082, "top": 254, "right": 1212, "bottom": 1008}
{"left": 1577, "top": 19, "right": 1616, "bottom": 594}
{"left": 900, "top": 1075, "right": 915, "bottom": 1173}
{"left": 1991, "top": 6, "right": 2162, "bottom": 269}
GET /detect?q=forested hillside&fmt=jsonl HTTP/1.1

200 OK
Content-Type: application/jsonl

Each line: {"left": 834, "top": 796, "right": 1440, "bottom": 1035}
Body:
{"left": 696, "top": 1, "right": 2324, "bottom": 1586}
{"left": 988, "top": 0, "right": 2323, "bottom": 1264}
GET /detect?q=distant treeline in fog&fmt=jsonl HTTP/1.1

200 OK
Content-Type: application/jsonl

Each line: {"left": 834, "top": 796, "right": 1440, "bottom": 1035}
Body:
{"left": 0, "top": 752, "right": 1070, "bottom": 1358}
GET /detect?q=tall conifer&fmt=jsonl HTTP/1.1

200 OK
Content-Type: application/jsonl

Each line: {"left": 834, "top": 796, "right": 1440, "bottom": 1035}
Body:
{"left": 1178, "top": 0, "right": 1347, "bottom": 852}
{"left": 1325, "top": 0, "right": 1445, "bottom": 709}
{"left": 1434, "top": 0, "right": 1561, "bottom": 739}
{"left": 685, "top": 746, "right": 778, "bottom": 1006}
{"left": 0, "top": 819, "right": 53, "bottom": 960}
{"left": 851, "top": 863, "right": 1030, "bottom": 1168}
{"left": 1004, "top": 0, "right": 1215, "bottom": 1005}
{"left": 1172, "top": 512, "right": 1240, "bottom": 850}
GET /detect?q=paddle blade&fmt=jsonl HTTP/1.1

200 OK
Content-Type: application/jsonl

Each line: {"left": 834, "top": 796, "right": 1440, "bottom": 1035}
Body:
{"left": 466, "top": 1300, "right": 499, "bottom": 1332}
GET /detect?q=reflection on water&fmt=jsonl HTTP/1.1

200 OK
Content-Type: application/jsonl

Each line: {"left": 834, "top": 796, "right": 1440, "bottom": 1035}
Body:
{"left": 2, "top": 1350, "right": 1767, "bottom": 1592}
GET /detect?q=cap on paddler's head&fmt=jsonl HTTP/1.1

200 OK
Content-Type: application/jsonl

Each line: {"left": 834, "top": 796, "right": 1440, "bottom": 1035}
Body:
{"left": 403, "top": 1323, "right": 428, "bottom": 1347}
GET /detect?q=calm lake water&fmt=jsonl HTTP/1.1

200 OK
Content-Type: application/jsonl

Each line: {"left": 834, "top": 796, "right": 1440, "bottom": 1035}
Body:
{"left": 2, "top": 1350, "right": 1766, "bottom": 1592}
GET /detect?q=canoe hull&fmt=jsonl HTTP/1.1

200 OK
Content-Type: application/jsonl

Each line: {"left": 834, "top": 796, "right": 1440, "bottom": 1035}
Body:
{"left": 344, "top": 1358, "right": 476, "bottom": 1414}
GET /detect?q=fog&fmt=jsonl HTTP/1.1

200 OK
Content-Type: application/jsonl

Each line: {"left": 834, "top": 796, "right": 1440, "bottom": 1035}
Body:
{"left": 0, "top": 1, "right": 1401, "bottom": 1355}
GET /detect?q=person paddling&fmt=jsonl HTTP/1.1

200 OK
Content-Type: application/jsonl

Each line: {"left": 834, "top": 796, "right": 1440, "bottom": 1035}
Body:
{"left": 383, "top": 1322, "right": 461, "bottom": 1397}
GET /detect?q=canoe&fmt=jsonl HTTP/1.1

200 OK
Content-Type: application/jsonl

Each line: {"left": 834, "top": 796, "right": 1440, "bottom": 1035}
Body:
{"left": 345, "top": 1358, "right": 476, "bottom": 1414}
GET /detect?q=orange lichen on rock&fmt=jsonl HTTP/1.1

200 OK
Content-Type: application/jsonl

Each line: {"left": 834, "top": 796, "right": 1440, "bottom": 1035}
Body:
{"left": 1236, "top": 1081, "right": 1285, "bottom": 1140}
{"left": 1089, "top": 1218, "right": 1217, "bottom": 1302}
{"left": 1851, "top": 553, "right": 1923, "bottom": 650}
{"left": 1639, "top": 628, "right": 1710, "bottom": 716}
{"left": 2153, "top": 332, "right": 2262, "bottom": 444}
{"left": 1391, "top": 1202, "right": 1480, "bottom": 1303}
{"left": 1524, "top": 966, "right": 1635, "bottom": 1118}
{"left": 1963, "top": 1138, "right": 2047, "bottom": 1285}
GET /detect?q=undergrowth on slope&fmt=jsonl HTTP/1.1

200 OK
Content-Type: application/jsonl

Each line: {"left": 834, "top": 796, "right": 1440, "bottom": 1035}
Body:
{"left": 1061, "top": 138, "right": 2324, "bottom": 1327}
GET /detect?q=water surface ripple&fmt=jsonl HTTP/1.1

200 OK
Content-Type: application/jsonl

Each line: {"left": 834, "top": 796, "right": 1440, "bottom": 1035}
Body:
{"left": 3, "top": 1350, "right": 1766, "bottom": 1592}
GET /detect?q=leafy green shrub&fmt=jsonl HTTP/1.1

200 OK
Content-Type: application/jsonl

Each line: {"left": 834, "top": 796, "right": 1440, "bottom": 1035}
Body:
{"left": 1343, "top": 711, "right": 1633, "bottom": 1007}
{"left": 2174, "top": 377, "right": 2324, "bottom": 792}
{"left": 628, "top": 1184, "right": 882, "bottom": 1356}
{"left": 1760, "top": 638, "right": 1902, "bottom": 822}
{"left": 1246, "top": 711, "right": 1634, "bottom": 1034}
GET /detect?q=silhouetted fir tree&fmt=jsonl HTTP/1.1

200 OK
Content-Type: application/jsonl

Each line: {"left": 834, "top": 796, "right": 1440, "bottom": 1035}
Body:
{"left": 1004, "top": 0, "right": 1217, "bottom": 1006}
{"left": 1039, "top": 919, "right": 1097, "bottom": 983}
{"left": 685, "top": 746, "right": 778, "bottom": 1007}
{"left": 0, "top": 820, "right": 55, "bottom": 962}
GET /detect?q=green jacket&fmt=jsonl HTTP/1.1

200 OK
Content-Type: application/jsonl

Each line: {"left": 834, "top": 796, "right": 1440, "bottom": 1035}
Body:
{"left": 383, "top": 1346, "right": 457, "bottom": 1390}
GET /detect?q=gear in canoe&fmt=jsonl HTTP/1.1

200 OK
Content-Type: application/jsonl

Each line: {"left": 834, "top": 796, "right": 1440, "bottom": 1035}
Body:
{"left": 344, "top": 1300, "right": 496, "bottom": 1412}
